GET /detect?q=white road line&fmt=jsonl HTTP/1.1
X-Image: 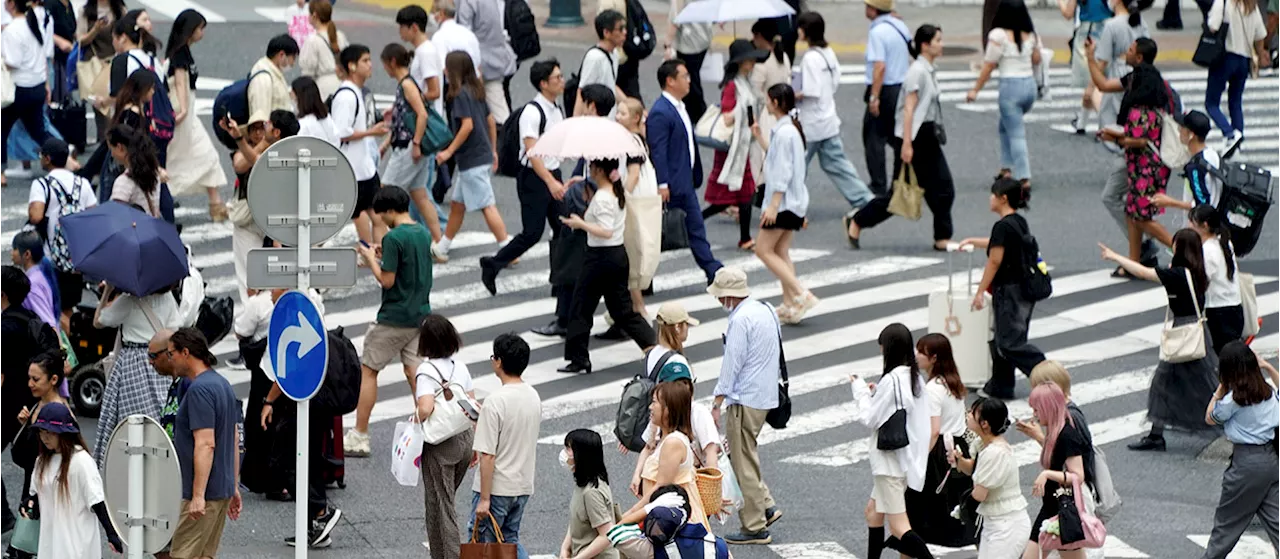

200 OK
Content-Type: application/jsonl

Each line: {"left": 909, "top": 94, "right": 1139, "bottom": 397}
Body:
{"left": 135, "top": 0, "right": 226, "bottom": 23}
{"left": 1187, "top": 534, "right": 1279, "bottom": 559}
{"left": 770, "top": 542, "right": 859, "bottom": 559}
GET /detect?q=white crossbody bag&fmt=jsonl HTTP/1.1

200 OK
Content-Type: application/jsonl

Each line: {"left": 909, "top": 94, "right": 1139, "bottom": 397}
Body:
{"left": 418, "top": 361, "right": 480, "bottom": 445}
{"left": 1159, "top": 269, "right": 1207, "bottom": 364}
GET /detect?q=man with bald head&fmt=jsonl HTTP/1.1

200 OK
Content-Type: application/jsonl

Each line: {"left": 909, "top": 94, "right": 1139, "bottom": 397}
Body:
{"left": 150, "top": 329, "right": 191, "bottom": 440}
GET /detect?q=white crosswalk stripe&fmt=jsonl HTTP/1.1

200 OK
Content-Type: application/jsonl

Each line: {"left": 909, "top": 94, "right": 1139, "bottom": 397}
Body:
{"left": 836, "top": 65, "right": 1280, "bottom": 173}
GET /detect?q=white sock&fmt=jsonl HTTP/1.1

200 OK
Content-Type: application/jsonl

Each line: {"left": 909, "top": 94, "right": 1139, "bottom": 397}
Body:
{"left": 437, "top": 236, "right": 452, "bottom": 253}
{"left": 497, "top": 237, "right": 511, "bottom": 248}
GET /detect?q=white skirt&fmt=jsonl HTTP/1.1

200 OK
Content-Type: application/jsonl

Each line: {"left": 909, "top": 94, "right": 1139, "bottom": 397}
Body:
{"left": 166, "top": 83, "right": 228, "bottom": 196}
{"left": 978, "top": 509, "right": 1030, "bottom": 559}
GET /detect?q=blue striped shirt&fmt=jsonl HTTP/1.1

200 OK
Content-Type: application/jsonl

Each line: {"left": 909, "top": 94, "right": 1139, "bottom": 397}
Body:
{"left": 714, "top": 298, "right": 781, "bottom": 410}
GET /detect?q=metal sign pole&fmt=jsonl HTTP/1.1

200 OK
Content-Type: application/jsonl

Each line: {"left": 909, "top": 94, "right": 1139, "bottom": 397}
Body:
{"left": 295, "top": 149, "right": 313, "bottom": 559}
{"left": 127, "top": 415, "right": 144, "bottom": 559}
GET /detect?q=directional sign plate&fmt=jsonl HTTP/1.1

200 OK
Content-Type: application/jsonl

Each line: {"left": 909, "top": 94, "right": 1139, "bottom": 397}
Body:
{"left": 246, "top": 135, "right": 357, "bottom": 247}
{"left": 246, "top": 247, "right": 359, "bottom": 290}
{"left": 103, "top": 416, "right": 181, "bottom": 554}
{"left": 268, "top": 291, "right": 329, "bottom": 401}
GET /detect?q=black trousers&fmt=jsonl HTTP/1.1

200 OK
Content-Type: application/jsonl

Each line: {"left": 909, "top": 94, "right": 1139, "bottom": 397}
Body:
{"left": 863, "top": 84, "right": 902, "bottom": 197}
{"left": 677, "top": 50, "right": 709, "bottom": 124}
{"left": 617, "top": 56, "right": 642, "bottom": 102}
{"left": 1207, "top": 305, "right": 1245, "bottom": 355}
{"left": 987, "top": 283, "right": 1047, "bottom": 396}
{"left": 494, "top": 167, "right": 564, "bottom": 266}
{"left": 853, "top": 123, "right": 954, "bottom": 241}
{"left": 554, "top": 284, "right": 575, "bottom": 328}
{"left": 307, "top": 412, "right": 335, "bottom": 518}
{"left": 2, "top": 85, "right": 50, "bottom": 165}
{"left": 564, "top": 246, "right": 656, "bottom": 364}
{"left": 703, "top": 203, "right": 753, "bottom": 244}
{"left": 1161, "top": 0, "right": 1213, "bottom": 27}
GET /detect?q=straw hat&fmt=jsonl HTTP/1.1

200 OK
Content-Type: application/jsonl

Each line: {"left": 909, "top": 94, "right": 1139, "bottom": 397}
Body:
{"left": 706, "top": 267, "right": 751, "bottom": 299}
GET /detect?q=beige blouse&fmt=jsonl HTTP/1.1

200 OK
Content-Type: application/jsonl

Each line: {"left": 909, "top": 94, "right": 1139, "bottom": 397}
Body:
{"left": 111, "top": 174, "right": 162, "bottom": 218}
{"left": 299, "top": 28, "right": 349, "bottom": 100}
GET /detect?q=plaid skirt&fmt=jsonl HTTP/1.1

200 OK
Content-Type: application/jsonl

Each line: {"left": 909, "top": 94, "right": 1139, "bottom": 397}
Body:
{"left": 93, "top": 345, "right": 170, "bottom": 467}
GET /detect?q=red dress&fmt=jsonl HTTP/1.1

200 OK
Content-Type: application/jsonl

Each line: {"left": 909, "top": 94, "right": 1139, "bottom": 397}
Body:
{"left": 704, "top": 81, "right": 757, "bottom": 205}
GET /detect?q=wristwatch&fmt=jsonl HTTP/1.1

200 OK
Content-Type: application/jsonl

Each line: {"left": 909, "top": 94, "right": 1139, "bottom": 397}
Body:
{"left": 263, "top": 399, "right": 275, "bottom": 406}
{"left": 869, "top": 95, "right": 879, "bottom": 103}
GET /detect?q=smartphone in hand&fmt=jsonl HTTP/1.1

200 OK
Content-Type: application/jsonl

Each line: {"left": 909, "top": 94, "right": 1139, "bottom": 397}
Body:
{"left": 747, "top": 106, "right": 755, "bottom": 126}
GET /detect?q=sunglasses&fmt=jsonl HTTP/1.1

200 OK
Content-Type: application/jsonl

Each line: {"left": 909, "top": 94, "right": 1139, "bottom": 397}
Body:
{"left": 148, "top": 349, "right": 173, "bottom": 360}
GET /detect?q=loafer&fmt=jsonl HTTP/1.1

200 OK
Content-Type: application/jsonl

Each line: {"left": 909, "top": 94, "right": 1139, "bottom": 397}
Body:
{"left": 724, "top": 529, "right": 772, "bottom": 545}
{"left": 765, "top": 507, "right": 783, "bottom": 527}
{"left": 479, "top": 257, "right": 500, "bottom": 296}
{"left": 531, "top": 321, "right": 567, "bottom": 337}
{"left": 1127, "top": 435, "right": 1166, "bottom": 452}
{"left": 557, "top": 361, "right": 592, "bottom": 374}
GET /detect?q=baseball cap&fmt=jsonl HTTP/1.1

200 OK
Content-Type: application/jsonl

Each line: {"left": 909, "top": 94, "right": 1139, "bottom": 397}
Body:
{"left": 643, "top": 506, "right": 689, "bottom": 545}
{"left": 1181, "top": 110, "right": 1212, "bottom": 140}
{"left": 655, "top": 302, "right": 700, "bottom": 326}
{"left": 657, "top": 360, "right": 693, "bottom": 383}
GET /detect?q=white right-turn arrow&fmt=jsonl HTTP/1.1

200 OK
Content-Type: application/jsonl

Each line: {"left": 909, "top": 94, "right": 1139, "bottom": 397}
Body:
{"left": 274, "top": 311, "right": 322, "bottom": 380}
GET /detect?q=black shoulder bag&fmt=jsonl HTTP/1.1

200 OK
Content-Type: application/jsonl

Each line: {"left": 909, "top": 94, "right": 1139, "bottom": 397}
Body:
{"left": 764, "top": 301, "right": 792, "bottom": 429}
{"left": 876, "top": 373, "right": 910, "bottom": 450}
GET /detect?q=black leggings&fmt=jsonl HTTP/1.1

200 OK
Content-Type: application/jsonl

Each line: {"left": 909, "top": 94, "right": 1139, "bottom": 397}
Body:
{"left": 703, "top": 202, "right": 753, "bottom": 244}
{"left": 2, "top": 85, "right": 50, "bottom": 165}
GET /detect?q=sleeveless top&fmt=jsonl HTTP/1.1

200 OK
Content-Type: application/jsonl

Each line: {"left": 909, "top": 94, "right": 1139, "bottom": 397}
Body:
{"left": 642, "top": 431, "right": 708, "bottom": 527}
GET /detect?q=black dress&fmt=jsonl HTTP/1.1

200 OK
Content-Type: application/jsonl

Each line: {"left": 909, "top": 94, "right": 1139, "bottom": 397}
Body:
{"left": 1029, "top": 412, "right": 1095, "bottom": 542}
{"left": 905, "top": 434, "right": 977, "bottom": 547}
{"left": 1148, "top": 266, "right": 1220, "bottom": 431}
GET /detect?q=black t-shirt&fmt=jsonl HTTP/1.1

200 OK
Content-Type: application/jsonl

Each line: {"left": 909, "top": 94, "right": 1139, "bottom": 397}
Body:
{"left": 1156, "top": 266, "right": 1205, "bottom": 318}
{"left": 1, "top": 308, "right": 42, "bottom": 442}
{"left": 448, "top": 88, "right": 493, "bottom": 170}
{"left": 167, "top": 45, "right": 199, "bottom": 90}
{"left": 988, "top": 213, "right": 1027, "bottom": 287}
{"left": 1042, "top": 409, "right": 1095, "bottom": 509}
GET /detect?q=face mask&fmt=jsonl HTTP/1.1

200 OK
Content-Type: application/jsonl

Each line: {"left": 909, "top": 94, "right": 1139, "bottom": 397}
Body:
{"left": 558, "top": 448, "right": 571, "bottom": 470}
{"left": 722, "top": 301, "right": 735, "bottom": 313}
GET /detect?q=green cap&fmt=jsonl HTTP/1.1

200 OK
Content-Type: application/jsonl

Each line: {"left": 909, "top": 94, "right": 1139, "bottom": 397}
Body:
{"left": 658, "top": 361, "right": 693, "bottom": 383}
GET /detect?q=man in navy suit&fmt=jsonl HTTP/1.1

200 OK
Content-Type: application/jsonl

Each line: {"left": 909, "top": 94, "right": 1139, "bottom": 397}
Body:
{"left": 647, "top": 59, "right": 722, "bottom": 284}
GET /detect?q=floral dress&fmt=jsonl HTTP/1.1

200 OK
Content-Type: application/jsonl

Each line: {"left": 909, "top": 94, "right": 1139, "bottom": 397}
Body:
{"left": 1123, "top": 107, "right": 1170, "bottom": 221}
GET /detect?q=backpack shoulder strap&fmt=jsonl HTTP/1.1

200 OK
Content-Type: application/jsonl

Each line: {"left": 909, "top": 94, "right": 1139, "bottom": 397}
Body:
{"left": 529, "top": 100, "right": 547, "bottom": 134}
{"left": 649, "top": 349, "right": 677, "bottom": 381}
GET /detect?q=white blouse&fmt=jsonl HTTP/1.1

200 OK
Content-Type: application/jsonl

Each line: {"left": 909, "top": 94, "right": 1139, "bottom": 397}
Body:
{"left": 2, "top": 14, "right": 49, "bottom": 87}
{"left": 97, "top": 292, "right": 183, "bottom": 344}
{"left": 1202, "top": 237, "right": 1242, "bottom": 309}
{"left": 851, "top": 366, "right": 932, "bottom": 491}
{"left": 585, "top": 188, "right": 625, "bottom": 247}
{"left": 971, "top": 439, "right": 1027, "bottom": 517}
{"left": 926, "top": 377, "right": 967, "bottom": 439}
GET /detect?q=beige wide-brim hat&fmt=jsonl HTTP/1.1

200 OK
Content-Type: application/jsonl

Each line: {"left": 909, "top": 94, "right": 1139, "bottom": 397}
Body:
{"left": 865, "top": 0, "right": 894, "bottom": 12}
{"left": 656, "top": 302, "right": 701, "bottom": 326}
{"left": 706, "top": 267, "right": 752, "bottom": 299}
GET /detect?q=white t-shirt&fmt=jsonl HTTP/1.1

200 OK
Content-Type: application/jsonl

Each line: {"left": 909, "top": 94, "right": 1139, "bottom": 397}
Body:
{"left": 796, "top": 47, "right": 841, "bottom": 142}
{"left": 298, "top": 114, "right": 341, "bottom": 147}
{"left": 1202, "top": 237, "right": 1242, "bottom": 309}
{"left": 331, "top": 81, "right": 377, "bottom": 181}
{"left": 926, "top": 377, "right": 966, "bottom": 439}
{"left": 28, "top": 170, "right": 98, "bottom": 243}
{"left": 33, "top": 448, "right": 105, "bottom": 559}
{"left": 414, "top": 357, "right": 476, "bottom": 399}
{"left": 578, "top": 46, "right": 618, "bottom": 93}
{"left": 1, "top": 14, "right": 48, "bottom": 87}
{"left": 411, "top": 39, "right": 445, "bottom": 116}
{"left": 234, "top": 290, "right": 326, "bottom": 344}
{"left": 584, "top": 188, "right": 625, "bottom": 247}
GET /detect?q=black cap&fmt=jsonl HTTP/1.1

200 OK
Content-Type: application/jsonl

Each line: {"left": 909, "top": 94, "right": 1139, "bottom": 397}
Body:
{"left": 40, "top": 137, "right": 70, "bottom": 163}
{"left": 1181, "top": 110, "right": 1212, "bottom": 140}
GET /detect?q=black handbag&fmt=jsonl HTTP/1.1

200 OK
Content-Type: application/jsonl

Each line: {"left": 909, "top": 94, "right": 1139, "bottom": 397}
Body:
{"left": 660, "top": 207, "right": 689, "bottom": 252}
{"left": 753, "top": 185, "right": 766, "bottom": 208}
{"left": 764, "top": 304, "right": 791, "bottom": 429}
{"left": 1056, "top": 469, "right": 1086, "bottom": 544}
{"left": 876, "top": 374, "right": 909, "bottom": 450}
{"left": 1192, "top": 2, "right": 1230, "bottom": 68}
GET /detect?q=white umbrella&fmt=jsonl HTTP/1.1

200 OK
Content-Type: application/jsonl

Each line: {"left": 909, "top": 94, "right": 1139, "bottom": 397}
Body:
{"left": 673, "top": 0, "right": 796, "bottom": 25}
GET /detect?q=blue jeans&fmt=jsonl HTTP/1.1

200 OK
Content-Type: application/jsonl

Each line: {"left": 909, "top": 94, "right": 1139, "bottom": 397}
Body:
{"left": 467, "top": 493, "right": 530, "bottom": 559}
{"left": 998, "top": 76, "right": 1037, "bottom": 181}
{"left": 804, "top": 135, "right": 873, "bottom": 209}
{"left": 407, "top": 157, "right": 450, "bottom": 230}
{"left": 1205, "top": 53, "right": 1251, "bottom": 138}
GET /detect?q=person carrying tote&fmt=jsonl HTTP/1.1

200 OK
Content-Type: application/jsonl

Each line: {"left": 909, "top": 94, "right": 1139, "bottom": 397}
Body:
{"left": 1023, "top": 383, "right": 1095, "bottom": 559}
{"left": 905, "top": 334, "right": 974, "bottom": 547}
{"left": 1200, "top": 341, "right": 1279, "bottom": 559}
{"left": 849, "top": 323, "right": 935, "bottom": 559}
{"left": 1203, "top": 0, "right": 1270, "bottom": 157}
{"left": 702, "top": 39, "right": 766, "bottom": 251}
{"left": 950, "top": 398, "right": 1030, "bottom": 559}
{"left": 1100, "top": 229, "right": 1220, "bottom": 452}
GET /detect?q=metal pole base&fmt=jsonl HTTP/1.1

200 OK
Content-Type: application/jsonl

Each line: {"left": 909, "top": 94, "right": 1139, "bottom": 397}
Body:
{"left": 545, "top": 0, "right": 585, "bottom": 27}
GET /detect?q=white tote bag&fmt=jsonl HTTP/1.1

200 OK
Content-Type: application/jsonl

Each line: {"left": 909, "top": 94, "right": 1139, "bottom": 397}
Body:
{"left": 391, "top": 411, "right": 424, "bottom": 487}
{"left": 419, "top": 362, "right": 480, "bottom": 445}
{"left": 1159, "top": 269, "right": 1207, "bottom": 364}
{"left": 1240, "top": 273, "right": 1260, "bottom": 338}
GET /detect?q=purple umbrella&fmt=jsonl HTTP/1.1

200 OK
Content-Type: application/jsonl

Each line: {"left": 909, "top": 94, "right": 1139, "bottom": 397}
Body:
{"left": 60, "top": 201, "right": 188, "bottom": 296}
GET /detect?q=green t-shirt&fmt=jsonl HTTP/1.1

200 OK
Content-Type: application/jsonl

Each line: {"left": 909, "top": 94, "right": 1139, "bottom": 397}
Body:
{"left": 376, "top": 222, "right": 432, "bottom": 327}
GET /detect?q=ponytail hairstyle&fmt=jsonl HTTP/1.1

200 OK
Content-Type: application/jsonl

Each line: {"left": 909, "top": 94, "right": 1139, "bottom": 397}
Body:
{"left": 588, "top": 158, "right": 627, "bottom": 210}
{"left": 1126, "top": 0, "right": 1143, "bottom": 27}
{"left": 991, "top": 176, "right": 1030, "bottom": 209}
{"left": 1189, "top": 204, "right": 1235, "bottom": 281}
{"left": 19, "top": 0, "right": 43, "bottom": 46}
{"left": 910, "top": 24, "right": 942, "bottom": 58}
{"left": 115, "top": 10, "right": 162, "bottom": 55}
{"left": 310, "top": 0, "right": 340, "bottom": 55}
{"left": 380, "top": 42, "right": 414, "bottom": 69}
{"left": 969, "top": 397, "right": 1011, "bottom": 436}
{"left": 767, "top": 83, "right": 805, "bottom": 145}
{"left": 751, "top": 19, "right": 785, "bottom": 63}
{"left": 107, "top": 124, "right": 161, "bottom": 203}
{"left": 11, "top": 231, "right": 60, "bottom": 315}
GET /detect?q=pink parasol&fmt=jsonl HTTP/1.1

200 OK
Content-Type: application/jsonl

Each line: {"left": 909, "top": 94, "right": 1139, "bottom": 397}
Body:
{"left": 528, "top": 116, "right": 645, "bottom": 161}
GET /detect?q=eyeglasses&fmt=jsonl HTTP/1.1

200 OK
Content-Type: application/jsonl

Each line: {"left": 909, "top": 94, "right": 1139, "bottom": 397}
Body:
{"left": 147, "top": 350, "right": 168, "bottom": 360}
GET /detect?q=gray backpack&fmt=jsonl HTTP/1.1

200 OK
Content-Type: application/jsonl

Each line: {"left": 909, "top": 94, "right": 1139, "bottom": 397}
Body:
{"left": 614, "top": 348, "right": 676, "bottom": 452}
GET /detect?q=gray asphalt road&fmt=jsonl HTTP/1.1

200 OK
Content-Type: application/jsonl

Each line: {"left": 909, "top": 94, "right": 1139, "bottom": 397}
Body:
{"left": 2, "top": 13, "right": 1278, "bottom": 559}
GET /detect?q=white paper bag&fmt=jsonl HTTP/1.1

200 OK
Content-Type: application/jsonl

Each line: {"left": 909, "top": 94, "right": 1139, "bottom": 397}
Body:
{"left": 391, "top": 416, "right": 424, "bottom": 487}
{"left": 625, "top": 194, "right": 663, "bottom": 291}
{"left": 702, "top": 52, "right": 725, "bottom": 84}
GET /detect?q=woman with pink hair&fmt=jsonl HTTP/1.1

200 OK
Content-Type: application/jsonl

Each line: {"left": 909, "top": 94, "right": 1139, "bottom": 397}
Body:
{"left": 1022, "top": 383, "right": 1096, "bottom": 559}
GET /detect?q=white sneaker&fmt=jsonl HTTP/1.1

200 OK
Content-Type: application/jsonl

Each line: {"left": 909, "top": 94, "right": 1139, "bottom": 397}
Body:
{"left": 430, "top": 243, "right": 449, "bottom": 263}
{"left": 343, "top": 429, "right": 371, "bottom": 457}
{"left": 3, "top": 167, "right": 36, "bottom": 179}
{"left": 1221, "top": 131, "right": 1244, "bottom": 159}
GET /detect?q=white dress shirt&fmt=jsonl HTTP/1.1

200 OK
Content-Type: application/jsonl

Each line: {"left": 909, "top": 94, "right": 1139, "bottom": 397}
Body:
{"left": 662, "top": 91, "right": 696, "bottom": 168}
{"left": 518, "top": 93, "right": 564, "bottom": 170}
{"left": 432, "top": 18, "right": 483, "bottom": 77}
{"left": 2, "top": 15, "right": 48, "bottom": 87}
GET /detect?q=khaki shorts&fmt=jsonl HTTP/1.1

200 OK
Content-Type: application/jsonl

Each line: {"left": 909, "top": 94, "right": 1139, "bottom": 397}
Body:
{"left": 870, "top": 475, "right": 907, "bottom": 515}
{"left": 170, "top": 498, "right": 231, "bottom": 559}
{"left": 362, "top": 322, "right": 423, "bottom": 372}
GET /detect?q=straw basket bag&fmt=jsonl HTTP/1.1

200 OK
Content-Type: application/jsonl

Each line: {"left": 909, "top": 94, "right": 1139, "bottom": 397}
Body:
{"left": 695, "top": 468, "right": 723, "bottom": 515}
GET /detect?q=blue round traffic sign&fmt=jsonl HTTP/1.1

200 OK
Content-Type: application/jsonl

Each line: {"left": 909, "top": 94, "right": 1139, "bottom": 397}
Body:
{"left": 268, "top": 291, "right": 329, "bottom": 401}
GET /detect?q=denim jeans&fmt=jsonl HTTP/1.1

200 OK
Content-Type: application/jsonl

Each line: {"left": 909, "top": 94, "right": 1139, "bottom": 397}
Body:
{"left": 467, "top": 493, "right": 530, "bottom": 559}
{"left": 1205, "top": 53, "right": 1251, "bottom": 138}
{"left": 407, "top": 157, "right": 450, "bottom": 230}
{"left": 805, "top": 135, "right": 873, "bottom": 209}
{"left": 998, "top": 76, "right": 1037, "bottom": 181}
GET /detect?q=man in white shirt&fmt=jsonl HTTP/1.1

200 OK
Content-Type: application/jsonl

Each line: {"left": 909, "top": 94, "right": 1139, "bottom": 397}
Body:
{"left": 432, "top": 0, "right": 484, "bottom": 81}
{"left": 573, "top": 10, "right": 627, "bottom": 117}
{"left": 27, "top": 138, "right": 96, "bottom": 325}
{"left": 456, "top": 0, "right": 517, "bottom": 123}
{"left": 479, "top": 60, "right": 565, "bottom": 296}
{"left": 333, "top": 45, "right": 390, "bottom": 247}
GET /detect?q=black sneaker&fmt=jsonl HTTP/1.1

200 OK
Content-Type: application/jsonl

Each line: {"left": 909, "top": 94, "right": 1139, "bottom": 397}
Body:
{"left": 227, "top": 353, "right": 245, "bottom": 367}
{"left": 1127, "top": 435, "right": 1166, "bottom": 452}
{"left": 765, "top": 507, "right": 783, "bottom": 527}
{"left": 311, "top": 506, "right": 342, "bottom": 544}
{"left": 725, "top": 529, "right": 772, "bottom": 545}
{"left": 285, "top": 534, "right": 333, "bottom": 549}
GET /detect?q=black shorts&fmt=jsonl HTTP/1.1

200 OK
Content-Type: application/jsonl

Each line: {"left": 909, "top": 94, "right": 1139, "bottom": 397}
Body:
{"left": 353, "top": 175, "right": 381, "bottom": 217}
{"left": 55, "top": 269, "right": 84, "bottom": 311}
{"left": 762, "top": 210, "right": 805, "bottom": 231}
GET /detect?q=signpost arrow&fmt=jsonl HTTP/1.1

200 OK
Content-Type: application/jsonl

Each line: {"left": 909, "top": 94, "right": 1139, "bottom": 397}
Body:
{"left": 275, "top": 311, "right": 322, "bottom": 380}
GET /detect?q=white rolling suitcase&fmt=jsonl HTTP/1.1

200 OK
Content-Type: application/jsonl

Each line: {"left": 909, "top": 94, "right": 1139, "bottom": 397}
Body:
{"left": 928, "top": 244, "right": 993, "bottom": 388}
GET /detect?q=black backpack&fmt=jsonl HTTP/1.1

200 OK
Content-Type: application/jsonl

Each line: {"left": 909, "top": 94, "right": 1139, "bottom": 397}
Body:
{"left": 623, "top": 0, "right": 657, "bottom": 61}
{"left": 497, "top": 101, "right": 546, "bottom": 177}
{"left": 326, "top": 86, "right": 364, "bottom": 146}
{"left": 1207, "top": 161, "right": 1274, "bottom": 257}
{"left": 1017, "top": 217, "right": 1053, "bottom": 302}
{"left": 29, "top": 317, "right": 61, "bottom": 359}
{"left": 212, "top": 70, "right": 270, "bottom": 150}
{"left": 614, "top": 348, "right": 676, "bottom": 452}
{"left": 563, "top": 46, "right": 612, "bottom": 119}
{"left": 313, "top": 327, "right": 361, "bottom": 416}
{"left": 505, "top": 0, "right": 541, "bottom": 62}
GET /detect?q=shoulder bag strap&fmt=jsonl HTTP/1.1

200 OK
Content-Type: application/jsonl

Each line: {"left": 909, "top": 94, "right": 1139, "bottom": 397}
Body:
{"left": 1184, "top": 268, "right": 1204, "bottom": 321}
{"left": 761, "top": 301, "right": 788, "bottom": 383}
{"left": 138, "top": 296, "right": 164, "bottom": 332}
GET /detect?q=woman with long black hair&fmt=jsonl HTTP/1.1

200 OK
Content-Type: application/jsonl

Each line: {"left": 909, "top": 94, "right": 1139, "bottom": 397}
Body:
{"left": 292, "top": 76, "right": 340, "bottom": 145}
{"left": 850, "top": 323, "right": 934, "bottom": 559}
{"left": 559, "top": 429, "right": 619, "bottom": 559}
{"left": 165, "top": 9, "right": 228, "bottom": 221}
{"left": 558, "top": 158, "right": 657, "bottom": 374}
{"left": 2, "top": 0, "right": 52, "bottom": 172}
{"left": 966, "top": 0, "right": 1043, "bottom": 187}
{"left": 1100, "top": 228, "right": 1220, "bottom": 452}
{"left": 106, "top": 124, "right": 163, "bottom": 218}
{"left": 1189, "top": 204, "right": 1244, "bottom": 354}
{"left": 1201, "top": 341, "right": 1279, "bottom": 558}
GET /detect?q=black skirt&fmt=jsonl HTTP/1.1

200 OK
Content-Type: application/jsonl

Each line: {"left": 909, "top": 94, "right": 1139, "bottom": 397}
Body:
{"left": 905, "top": 434, "right": 977, "bottom": 547}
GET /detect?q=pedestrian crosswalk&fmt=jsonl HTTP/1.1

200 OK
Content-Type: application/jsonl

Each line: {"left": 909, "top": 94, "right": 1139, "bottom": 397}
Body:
{"left": 835, "top": 65, "right": 1280, "bottom": 174}
{"left": 769, "top": 532, "right": 1278, "bottom": 558}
